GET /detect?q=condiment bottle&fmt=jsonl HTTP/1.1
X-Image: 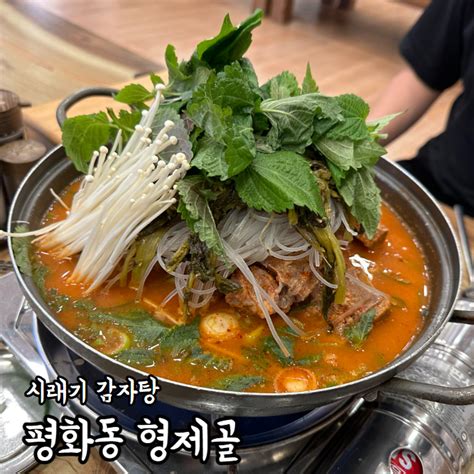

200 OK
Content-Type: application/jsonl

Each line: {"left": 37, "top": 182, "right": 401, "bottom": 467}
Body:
{"left": 0, "top": 90, "right": 46, "bottom": 221}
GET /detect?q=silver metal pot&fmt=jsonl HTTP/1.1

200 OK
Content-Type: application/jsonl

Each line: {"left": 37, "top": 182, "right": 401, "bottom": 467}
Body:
{"left": 5, "top": 89, "right": 474, "bottom": 416}
{"left": 0, "top": 167, "right": 6, "bottom": 230}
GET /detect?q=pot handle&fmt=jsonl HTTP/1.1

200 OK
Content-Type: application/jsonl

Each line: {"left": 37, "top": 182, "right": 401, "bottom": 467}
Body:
{"left": 56, "top": 87, "right": 119, "bottom": 127}
{"left": 369, "top": 301, "right": 474, "bottom": 405}
{"left": 450, "top": 298, "right": 474, "bottom": 324}
{"left": 371, "top": 377, "right": 474, "bottom": 405}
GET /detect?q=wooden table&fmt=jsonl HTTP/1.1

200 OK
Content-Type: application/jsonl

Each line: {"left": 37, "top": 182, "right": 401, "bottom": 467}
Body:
{"left": 253, "top": 0, "right": 357, "bottom": 24}
{"left": 23, "top": 74, "right": 156, "bottom": 145}
{"left": 252, "top": 0, "right": 429, "bottom": 24}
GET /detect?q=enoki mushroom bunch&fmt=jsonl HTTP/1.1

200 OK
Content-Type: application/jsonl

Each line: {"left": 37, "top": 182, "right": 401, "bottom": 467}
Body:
{"left": 2, "top": 85, "right": 190, "bottom": 293}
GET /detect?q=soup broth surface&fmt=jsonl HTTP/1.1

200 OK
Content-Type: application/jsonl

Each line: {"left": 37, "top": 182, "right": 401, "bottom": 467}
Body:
{"left": 34, "top": 181, "right": 430, "bottom": 393}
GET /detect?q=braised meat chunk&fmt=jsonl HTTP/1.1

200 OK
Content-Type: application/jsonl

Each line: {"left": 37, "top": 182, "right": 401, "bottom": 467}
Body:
{"left": 327, "top": 274, "right": 390, "bottom": 334}
{"left": 262, "top": 257, "right": 318, "bottom": 303}
{"left": 356, "top": 224, "right": 388, "bottom": 249}
{"left": 225, "top": 258, "right": 318, "bottom": 318}
{"left": 225, "top": 266, "right": 282, "bottom": 317}
{"left": 225, "top": 258, "right": 390, "bottom": 332}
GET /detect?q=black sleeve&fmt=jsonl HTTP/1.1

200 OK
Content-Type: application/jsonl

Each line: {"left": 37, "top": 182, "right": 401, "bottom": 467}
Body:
{"left": 400, "top": 0, "right": 467, "bottom": 91}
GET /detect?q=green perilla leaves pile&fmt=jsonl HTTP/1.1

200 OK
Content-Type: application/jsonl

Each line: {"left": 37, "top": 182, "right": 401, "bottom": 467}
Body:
{"left": 62, "top": 9, "right": 393, "bottom": 264}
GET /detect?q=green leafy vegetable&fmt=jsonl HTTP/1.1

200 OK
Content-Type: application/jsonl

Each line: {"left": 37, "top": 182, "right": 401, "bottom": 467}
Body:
{"left": 114, "top": 83, "right": 154, "bottom": 106}
{"left": 62, "top": 112, "right": 112, "bottom": 173}
{"left": 296, "top": 354, "right": 322, "bottom": 366}
{"left": 301, "top": 63, "right": 318, "bottom": 94}
{"left": 343, "top": 308, "right": 376, "bottom": 347}
{"left": 213, "top": 62, "right": 261, "bottom": 113}
{"left": 317, "top": 93, "right": 370, "bottom": 142}
{"left": 260, "top": 94, "right": 340, "bottom": 154}
{"left": 150, "top": 73, "right": 164, "bottom": 86}
{"left": 159, "top": 318, "right": 200, "bottom": 359}
{"left": 354, "top": 139, "right": 387, "bottom": 167}
{"left": 223, "top": 114, "right": 255, "bottom": 177}
{"left": 326, "top": 117, "right": 369, "bottom": 141}
{"left": 72, "top": 299, "right": 96, "bottom": 311}
{"left": 367, "top": 112, "right": 401, "bottom": 134}
{"left": 177, "top": 176, "right": 226, "bottom": 258}
{"left": 381, "top": 269, "right": 411, "bottom": 285}
{"left": 12, "top": 224, "right": 33, "bottom": 276}
{"left": 186, "top": 61, "right": 260, "bottom": 148}
{"left": 53, "top": 9, "right": 397, "bottom": 338}
{"left": 187, "top": 348, "right": 232, "bottom": 371}
{"left": 189, "top": 67, "right": 256, "bottom": 118}
{"left": 88, "top": 308, "right": 169, "bottom": 345}
{"left": 187, "top": 92, "right": 231, "bottom": 142}
{"left": 234, "top": 151, "right": 325, "bottom": 215}
{"left": 261, "top": 71, "right": 300, "bottom": 99}
{"left": 312, "top": 225, "right": 346, "bottom": 304}
{"left": 337, "top": 93, "right": 370, "bottom": 120}
{"left": 196, "top": 14, "right": 235, "bottom": 61}
{"left": 296, "top": 218, "right": 346, "bottom": 306}
{"left": 212, "top": 374, "right": 266, "bottom": 391}
{"left": 312, "top": 116, "right": 340, "bottom": 140}
{"left": 150, "top": 106, "right": 193, "bottom": 161}
{"left": 106, "top": 108, "right": 141, "bottom": 143}
{"left": 196, "top": 9, "right": 263, "bottom": 68}
{"left": 11, "top": 225, "right": 50, "bottom": 299}
{"left": 192, "top": 138, "right": 228, "bottom": 178}
{"left": 59, "top": 9, "right": 392, "bottom": 247}
{"left": 326, "top": 160, "right": 346, "bottom": 187}
{"left": 130, "top": 230, "right": 167, "bottom": 288}
{"left": 116, "top": 348, "right": 155, "bottom": 366}
{"left": 242, "top": 346, "right": 270, "bottom": 370}
{"left": 32, "top": 264, "right": 48, "bottom": 296}
{"left": 166, "top": 44, "right": 191, "bottom": 83}
{"left": 261, "top": 334, "right": 320, "bottom": 366}
{"left": 165, "top": 43, "right": 212, "bottom": 99}
{"left": 214, "top": 278, "right": 240, "bottom": 297}
{"left": 47, "top": 289, "right": 70, "bottom": 313}
{"left": 83, "top": 302, "right": 230, "bottom": 371}
{"left": 337, "top": 167, "right": 381, "bottom": 238}
{"left": 238, "top": 58, "right": 259, "bottom": 88}
{"left": 263, "top": 335, "right": 295, "bottom": 366}
{"left": 314, "top": 137, "right": 355, "bottom": 171}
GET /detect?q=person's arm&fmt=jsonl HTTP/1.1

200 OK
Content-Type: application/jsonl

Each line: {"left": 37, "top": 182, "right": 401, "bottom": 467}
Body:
{"left": 368, "top": 67, "right": 440, "bottom": 146}
{"left": 371, "top": 0, "right": 467, "bottom": 146}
